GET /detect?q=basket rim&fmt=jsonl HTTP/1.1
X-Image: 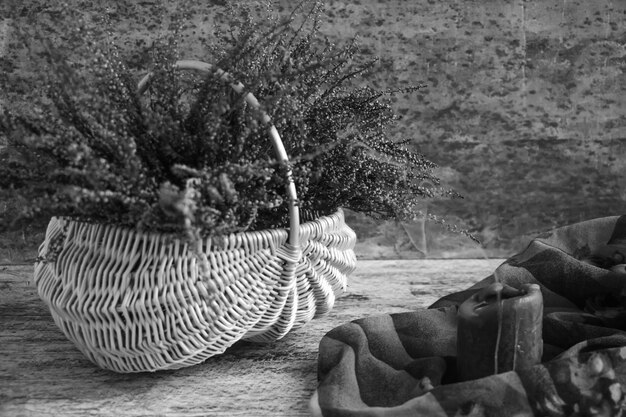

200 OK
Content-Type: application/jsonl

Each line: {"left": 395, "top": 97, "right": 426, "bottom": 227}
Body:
{"left": 47, "top": 207, "right": 348, "bottom": 243}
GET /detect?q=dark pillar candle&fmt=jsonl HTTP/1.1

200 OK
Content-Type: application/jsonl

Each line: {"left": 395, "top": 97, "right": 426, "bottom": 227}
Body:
{"left": 457, "top": 283, "right": 543, "bottom": 382}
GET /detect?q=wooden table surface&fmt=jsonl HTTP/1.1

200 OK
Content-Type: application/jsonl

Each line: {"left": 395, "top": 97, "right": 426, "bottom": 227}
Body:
{"left": 0, "top": 259, "right": 504, "bottom": 417}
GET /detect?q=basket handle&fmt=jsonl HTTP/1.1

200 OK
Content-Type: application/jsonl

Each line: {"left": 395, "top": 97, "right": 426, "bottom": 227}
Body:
{"left": 137, "top": 60, "right": 300, "bottom": 247}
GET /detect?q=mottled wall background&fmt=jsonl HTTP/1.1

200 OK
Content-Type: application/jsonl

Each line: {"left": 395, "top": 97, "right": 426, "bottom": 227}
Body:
{"left": 1, "top": 0, "right": 625, "bottom": 260}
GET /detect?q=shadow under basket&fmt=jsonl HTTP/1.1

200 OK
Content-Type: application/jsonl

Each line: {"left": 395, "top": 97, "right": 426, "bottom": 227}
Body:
{"left": 33, "top": 209, "right": 356, "bottom": 373}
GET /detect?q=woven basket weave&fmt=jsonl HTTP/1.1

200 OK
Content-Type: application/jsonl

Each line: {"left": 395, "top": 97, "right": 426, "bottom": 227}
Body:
{"left": 33, "top": 60, "right": 357, "bottom": 373}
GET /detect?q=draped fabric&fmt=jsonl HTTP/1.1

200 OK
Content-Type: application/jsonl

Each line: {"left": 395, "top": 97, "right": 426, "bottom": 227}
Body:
{"left": 312, "top": 216, "right": 626, "bottom": 416}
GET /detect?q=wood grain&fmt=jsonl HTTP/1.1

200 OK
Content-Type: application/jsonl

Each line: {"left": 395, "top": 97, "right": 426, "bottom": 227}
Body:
{"left": 0, "top": 259, "right": 503, "bottom": 417}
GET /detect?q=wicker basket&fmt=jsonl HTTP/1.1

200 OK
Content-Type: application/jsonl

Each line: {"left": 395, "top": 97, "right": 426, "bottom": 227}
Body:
{"left": 33, "top": 60, "right": 357, "bottom": 373}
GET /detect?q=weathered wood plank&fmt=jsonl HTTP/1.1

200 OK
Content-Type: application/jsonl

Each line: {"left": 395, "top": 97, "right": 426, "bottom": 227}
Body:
{"left": 0, "top": 259, "right": 503, "bottom": 416}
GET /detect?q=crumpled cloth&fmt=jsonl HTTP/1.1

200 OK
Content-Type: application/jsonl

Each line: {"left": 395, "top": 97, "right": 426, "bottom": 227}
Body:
{"left": 311, "top": 216, "right": 626, "bottom": 416}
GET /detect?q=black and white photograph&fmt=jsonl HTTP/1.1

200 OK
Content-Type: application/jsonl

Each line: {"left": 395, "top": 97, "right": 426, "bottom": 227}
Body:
{"left": 1, "top": 0, "right": 625, "bottom": 415}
